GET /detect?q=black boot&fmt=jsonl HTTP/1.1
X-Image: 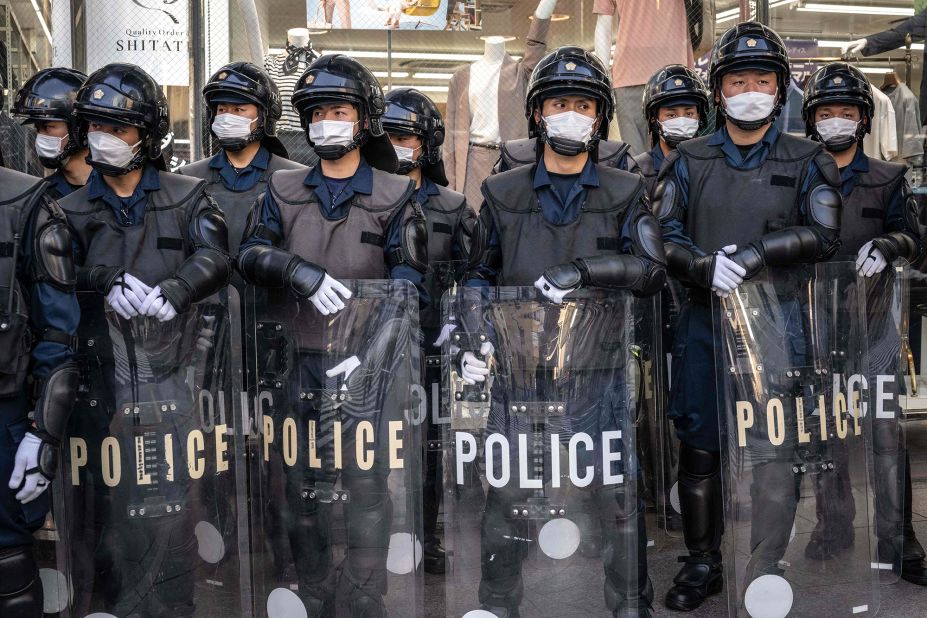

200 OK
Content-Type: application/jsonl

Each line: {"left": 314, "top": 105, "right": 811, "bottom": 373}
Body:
{"left": 424, "top": 534, "right": 447, "bottom": 574}
{"left": 665, "top": 444, "right": 723, "bottom": 612}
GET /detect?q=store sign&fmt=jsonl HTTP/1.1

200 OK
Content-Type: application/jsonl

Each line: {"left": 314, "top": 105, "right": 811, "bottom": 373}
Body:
{"left": 85, "top": 0, "right": 189, "bottom": 87}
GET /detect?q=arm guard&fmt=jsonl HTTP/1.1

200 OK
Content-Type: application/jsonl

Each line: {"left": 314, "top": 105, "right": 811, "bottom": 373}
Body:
{"left": 32, "top": 199, "right": 76, "bottom": 291}
{"left": 238, "top": 244, "right": 327, "bottom": 298}
{"left": 730, "top": 184, "right": 842, "bottom": 279}
{"left": 462, "top": 207, "right": 501, "bottom": 284}
{"left": 665, "top": 245, "right": 715, "bottom": 288}
{"left": 874, "top": 191, "right": 924, "bottom": 264}
{"left": 76, "top": 264, "right": 123, "bottom": 294}
{"left": 30, "top": 361, "right": 78, "bottom": 479}
{"left": 158, "top": 205, "right": 232, "bottom": 313}
{"left": 544, "top": 209, "right": 667, "bottom": 296}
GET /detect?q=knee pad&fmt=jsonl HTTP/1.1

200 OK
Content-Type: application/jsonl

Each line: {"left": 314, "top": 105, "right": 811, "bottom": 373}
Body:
{"left": 679, "top": 444, "right": 719, "bottom": 479}
{"left": 0, "top": 545, "right": 42, "bottom": 616}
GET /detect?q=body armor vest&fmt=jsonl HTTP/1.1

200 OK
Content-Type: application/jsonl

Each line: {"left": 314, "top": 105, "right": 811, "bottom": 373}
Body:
{"left": 422, "top": 185, "right": 468, "bottom": 330}
{"left": 179, "top": 153, "right": 306, "bottom": 256}
{"left": 483, "top": 164, "right": 645, "bottom": 287}
{"left": 634, "top": 151, "right": 658, "bottom": 197}
{"left": 61, "top": 172, "right": 209, "bottom": 287}
{"left": 837, "top": 158, "right": 907, "bottom": 258}
{"left": 496, "top": 138, "right": 637, "bottom": 174}
{"left": 0, "top": 169, "right": 51, "bottom": 395}
{"left": 678, "top": 132, "right": 826, "bottom": 253}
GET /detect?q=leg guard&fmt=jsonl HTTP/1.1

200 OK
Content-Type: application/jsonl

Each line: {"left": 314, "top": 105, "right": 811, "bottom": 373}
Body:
{"left": 665, "top": 443, "right": 723, "bottom": 612}
{"left": 744, "top": 462, "right": 800, "bottom": 583}
{"left": 872, "top": 420, "right": 906, "bottom": 563}
{"left": 597, "top": 486, "right": 652, "bottom": 614}
{"left": 900, "top": 450, "right": 927, "bottom": 586}
{"left": 477, "top": 486, "right": 530, "bottom": 612}
{"left": 342, "top": 469, "right": 393, "bottom": 618}
{"left": 0, "top": 545, "right": 42, "bottom": 618}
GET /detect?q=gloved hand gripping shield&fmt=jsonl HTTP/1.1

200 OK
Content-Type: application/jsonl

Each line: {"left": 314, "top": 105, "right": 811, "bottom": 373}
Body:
{"left": 713, "top": 262, "right": 879, "bottom": 618}
{"left": 441, "top": 286, "right": 648, "bottom": 616}
{"left": 50, "top": 289, "right": 248, "bottom": 617}
{"left": 247, "top": 280, "right": 423, "bottom": 618}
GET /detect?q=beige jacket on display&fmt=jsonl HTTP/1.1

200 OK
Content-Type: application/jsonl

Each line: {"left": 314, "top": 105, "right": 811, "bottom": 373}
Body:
{"left": 443, "top": 17, "right": 551, "bottom": 192}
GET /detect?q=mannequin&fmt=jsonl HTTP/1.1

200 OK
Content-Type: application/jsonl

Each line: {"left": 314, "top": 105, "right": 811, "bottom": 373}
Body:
{"left": 264, "top": 28, "right": 320, "bottom": 166}
{"left": 592, "top": 1, "right": 694, "bottom": 155}
{"left": 444, "top": 0, "right": 556, "bottom": 210}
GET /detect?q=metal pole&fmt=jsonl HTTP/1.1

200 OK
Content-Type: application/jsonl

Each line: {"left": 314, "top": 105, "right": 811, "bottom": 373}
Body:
{"left": 191, "top": 0, "right": 206, "bottom": 161}
{"left": 755, "top": 0, "right": 769, "bottom": 25}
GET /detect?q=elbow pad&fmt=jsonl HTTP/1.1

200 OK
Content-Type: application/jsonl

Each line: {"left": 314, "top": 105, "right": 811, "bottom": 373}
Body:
{"left": 33, "top": 203, "right": 76, "bottom": 291}
{"left": 193, "top": 199, "right": 231, "bottom": 254}
{"left": 387, "top": 213, "right": 428, "bottom": 273}
{"left": 159, "top": 249, "right": 231, "bottom": 314}
{"left": 872, "top": 231, "right": 924, "bottom": 265}
{"left": 239, "top": 244, "right": 326, "bottom": 299}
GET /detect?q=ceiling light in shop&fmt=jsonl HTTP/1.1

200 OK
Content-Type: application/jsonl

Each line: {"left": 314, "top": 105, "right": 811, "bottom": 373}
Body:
{"left": 797, "top": 3, "right": 914, "bottom": 16}
{"left": 30, "top": 0, "right": 52, "bottom": 43}
{"left": 266, "top": 49, "right": 521, "bottom": 63}
{"left": 857, "top": 66, "right": 895, "bottom": 74}
{"left": 717, "top": 0, "right": 799, "bottom": 23}
{"left": 817, "top": 39, "right": 924, "bottom": 51}
{"left": 412, "top": 72, "right": 455, "bottom": 80}
{"left": 373, "top": 71, "right": 409, "bottom": 78}
{"left": 386, "top": 85, "right": 449, "bottom": 93}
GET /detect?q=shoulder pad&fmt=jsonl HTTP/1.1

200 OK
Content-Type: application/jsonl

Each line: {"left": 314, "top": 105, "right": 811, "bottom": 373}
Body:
{"left": 399, "top": 212, "right": 428, "bottom": 273}
{"left": 673, "top": 135, "right": 719, "bottom": 160}
{"left": 652, "top": 176, "right": 680, "bottom": 222}
{"left": 596, "top": 140, "right": 632, "bottom": 169}
{"left": 0, "top": 168, "right": 45, "bottom": 205}
{"left": 175, "top": 158, "right": 213, "bottom": 180}
{"left": 155, "top": 171, "right": 209, "bottom": 208}
{"left": 811, "top": 150, "right": 841, "bottom": 188}
{"left": 356, "top": 169, "right": 417, "bottom": 211}
{"left": 57, "top": 185, "right": 95, "bottom": 214}
{"left": 481, "top": 165, "right": 536, "bottom": 211}
{"left": 861, "top": 158, "right": 908, "bottom": 187}
{"left": 498, "top": 139, "right": 537, "bottom": 170}
{"left": 633, "top": 152, "right": 657, "bottom": 178}
{"left": 192, "top": 197, "right": 231, "bottom": 253}
{"left": 267, "top": 168, "right": 314, "bottom": 204}
{"left": 430, "top": 186, "right": 468, "bottom": 213}
{"left": 775, "top": 133, "right": 827, "bottom": 162}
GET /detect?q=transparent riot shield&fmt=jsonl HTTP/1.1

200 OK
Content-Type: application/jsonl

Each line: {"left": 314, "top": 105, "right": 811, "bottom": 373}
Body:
{"left": 51, "top": 289, "right": 250, "bottom": 617}
{"left": 714, "top": 262, "right": 878, "bottom": 617}
{"left": 442, "top": 287, "right": 645, "bottom": 616}
{"left": 865, "top": 267, "right": 918, "bottom": 583}
{"left": 247, "top": 280, "right": 423, "bottom": 618}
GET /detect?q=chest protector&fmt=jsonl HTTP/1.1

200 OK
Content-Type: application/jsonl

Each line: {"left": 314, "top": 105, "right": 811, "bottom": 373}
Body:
{"left": 679, "top": 132, "right": 824, "bottom": 253}
{"left": 0, "top": 169, "right": 49, "bottom": 396}
{"left": 269, "top": 167, "right": 416, "bottom": 280}
{"left": 483, "top": 164, "right": 645, "bottom": 287}
{"left": 62, "top": 172, "right": 207, "bottom": 287}
{"left": 837, "top": 158, "right": 907, "bottom": 258}
{"left": 496, "top": 138, "right": 636, "bottom": 174}
{"left": 180, "top": 154, "right": 306, "bottom": 255}
{"left": 422, "top": 185, "right": 468, "bottom": 329}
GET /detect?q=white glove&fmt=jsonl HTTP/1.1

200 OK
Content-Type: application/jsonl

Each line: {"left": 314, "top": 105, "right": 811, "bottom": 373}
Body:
{"left": 310, "top": 274, "right": 353, "bottom": 316}
{"left": 856, "top": 240, "right": 888, "bottom": 277}
{"left": 712, "top": 245, "right": 746, "bottom": 298}
{"left": 434, "top": 322, "right": 457, "bottom": 347}
{"left": 460, "top": 342, "right": 494, "bottom": 385}
{"left": 105, "top": 273, "right": 152, "bottom": 320}
{"left": 139, "top": 286, "right": 179, "bottom": 322}
{"left": 842, "top": 38, "right": 868, "bottom": 56}
{"left": 326, "top": 355, "right": 361, "bottom": 382}
{"left": 9, "top": 433, "right": 50, "bottom": 504}
{"left": 534, "top": 275, "right": 576, "bottom": 304}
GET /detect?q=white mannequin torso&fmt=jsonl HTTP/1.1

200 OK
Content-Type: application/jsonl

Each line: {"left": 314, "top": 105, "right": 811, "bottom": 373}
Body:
{"left": 468, "top": 38, "right": 507, "bottom": 144}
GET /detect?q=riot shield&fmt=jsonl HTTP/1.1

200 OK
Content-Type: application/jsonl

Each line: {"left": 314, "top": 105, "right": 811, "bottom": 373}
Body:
{"left": 51, "top": 289, "right": 250, "bottom": 617}
{"left": 714, "top": 262, "right": 878, "bottom": 617}
{"left": 247, "top": 280, "right": 423, "bottom": 618}
{"left": 441, "top": 286, "right": 645, "bottom": 616}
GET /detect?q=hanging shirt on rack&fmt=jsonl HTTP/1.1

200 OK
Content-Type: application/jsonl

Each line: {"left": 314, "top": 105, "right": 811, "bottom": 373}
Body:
{"left": 883, "top": 81, "right": 924, "bottom": 162}
{"left": 264, "top": 45, "right": 316, "bottom": 133}
{"left": 863, "top": 85, "right": 899, "bottom": 161}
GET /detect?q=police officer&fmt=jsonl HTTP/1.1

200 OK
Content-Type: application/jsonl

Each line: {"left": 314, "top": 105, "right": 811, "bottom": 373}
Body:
{"left": 654, "top": 22, "right": 843, "bottom": 611}
{"left": 179, "top": 62, "right": 306, "bottom": 256}
{"left": 636, "top": 65, "right": 710, "bottom": 195}
{"left": 802, "top": 62, "right": 927, "bottom": 584}
{"left": 0, "top": 91, "right": 79, "bottom": 617}
{"left": 59, "top": 63, "right": 231, "bottom": 615}
{"left": 239, "top": 54, "right": 428, "bottom": 616}
{"left": 463, "top": 46, "right": 665, "bottom": 618}
{"left": 382, "top": 87, "right": 474, "bottom": 575}
{"left": 12, "top": 68, "right": 92, "bottom": 199}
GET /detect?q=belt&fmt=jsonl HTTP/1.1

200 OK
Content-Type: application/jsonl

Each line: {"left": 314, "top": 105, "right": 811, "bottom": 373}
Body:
{"left": 469, "top": 141, "right": 501, "bottom": 150}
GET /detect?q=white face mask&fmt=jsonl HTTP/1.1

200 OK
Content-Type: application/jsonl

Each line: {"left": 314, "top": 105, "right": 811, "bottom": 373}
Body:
{"left": 35, "top": 134, "right": 67, "bottom": 159}
{"left": 393, "top": 145, "right": 420, "bottom": 162}
{"left": 660, "top": 117, "right": 700, "bottom": 140}
{"left": 212, "top": 113, "right": 256, "bottom": 139}
{"left": 88, "top": 131, "right": 141, "bottom": 169}
{"left": 815, "top": 117, "right": 859, "bottom": 143}
{"left": 308, "top": 120, "right": 358, "bottom": 147}
{"left": 543, "top": 111, "right": 596, "bottom": 144}
{"left": 721, "top": 90, "right": 778, "bottom": 122}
